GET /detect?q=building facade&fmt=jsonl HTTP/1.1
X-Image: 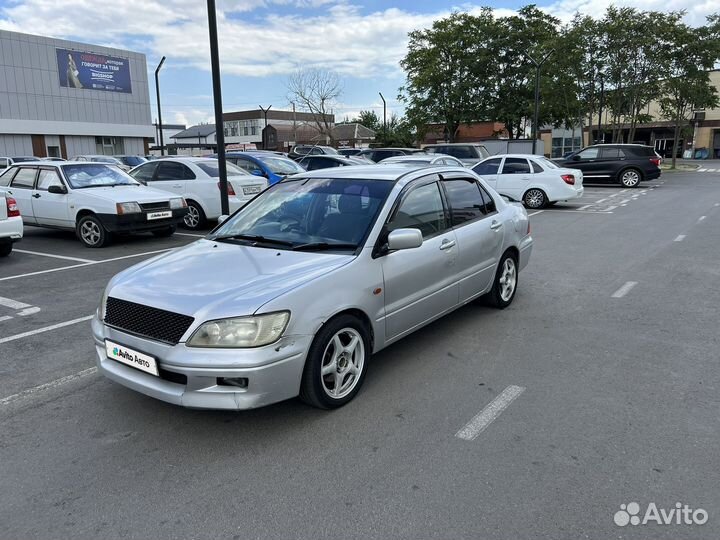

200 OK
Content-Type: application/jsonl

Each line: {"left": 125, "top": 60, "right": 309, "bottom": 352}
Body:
{"left": 0, "top": 30, "right": 154, "bottom": 158}
{"left": 223, "top": 109, "right": 334, "bottom": 147}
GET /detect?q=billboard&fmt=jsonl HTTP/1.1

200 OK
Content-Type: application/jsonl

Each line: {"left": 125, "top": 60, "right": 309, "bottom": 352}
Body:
{"left": 56, "top": 48, "right": 132, "bottom": 93}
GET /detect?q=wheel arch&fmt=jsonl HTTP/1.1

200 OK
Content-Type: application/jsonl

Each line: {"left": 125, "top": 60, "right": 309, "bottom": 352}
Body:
{"left": 616, "top": 166, "right": 644, "bottom": 182}
{"left": 313, "top": 308, "right": 375, "bottom": 353}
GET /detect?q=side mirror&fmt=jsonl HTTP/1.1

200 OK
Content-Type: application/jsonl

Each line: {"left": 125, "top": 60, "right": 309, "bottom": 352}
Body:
{"left": 571, "top": 154, "right": 581, "bottom": 161}
{"left": 251, "top": 169, "right": 266, "bottom": 177}
{"left": 48, "top": 184, "right": 67, "bottom": 194}
{"left": 387, "top": 228, "right": 423, "bottom": 251}
{"left": 217, "top": 215, "right": 229, "bottom": 225}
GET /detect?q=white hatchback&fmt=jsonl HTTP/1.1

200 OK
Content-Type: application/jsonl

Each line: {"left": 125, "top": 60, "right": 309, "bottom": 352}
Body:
{"left": 129, "top": 157, "right": 268, "bottom": 229}
{"left": 472, "top": 154, "right": 584, "bottom": 209}
{"left": 0, "top": 161, "right": 187, "bottom": 248}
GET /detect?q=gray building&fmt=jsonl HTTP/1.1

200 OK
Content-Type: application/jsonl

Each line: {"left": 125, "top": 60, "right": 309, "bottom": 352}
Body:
{"left": 0, "top": 30, "right": 153, "bottom": 158}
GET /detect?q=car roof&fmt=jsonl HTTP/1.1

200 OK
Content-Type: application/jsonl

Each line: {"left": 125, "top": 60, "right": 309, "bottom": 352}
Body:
{"left": 292, "top": 164, "right": 470, "bottom": 183}
{"left": 480, "top": 154, "right": 543, "bottom": 160}
{"left": 155, "top": 156, "right": 217, "bottom": 162}
{"left": 424, "top": 143, "right": 486, "bottom": 147}
{"left": 10, "top": 160, "right": 118, "bottom": 167}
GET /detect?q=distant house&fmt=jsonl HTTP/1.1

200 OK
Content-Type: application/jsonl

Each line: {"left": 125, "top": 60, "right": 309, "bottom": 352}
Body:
{"left": 224, "top": 108, "right": 335, "bottom": 148}
{"left": 420, "top": 122, "right": 508, "bottom": 145}
{"left": 168, "top": 124, "right": 217, "bottom": 155}
{"left": 332, "top": 123, "right": 376, "bottom": 148}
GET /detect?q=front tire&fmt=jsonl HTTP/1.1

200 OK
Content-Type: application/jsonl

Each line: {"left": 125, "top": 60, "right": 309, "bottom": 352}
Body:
{"left": 523, "top": 188, "right": 547, "bottom": 209}
{"left": 76, "top": 215, "right": 109, "bottom": 248}
{"left": 183, "top": 201, "right": 206, "bottom": 230}
{"left": 619, "top": 168, "right": 642, "bottom": 188}
{"left": 152, "top": 225, "right": 176, "bottom": 238}
{"left": 485, "top": 251, "right": 518, "bottom": 309}
{"left": 300, "top": 314, "right": 371, "bottom": 409}
{"left": 0, "top": 242, "right": 12, "bottom": 257}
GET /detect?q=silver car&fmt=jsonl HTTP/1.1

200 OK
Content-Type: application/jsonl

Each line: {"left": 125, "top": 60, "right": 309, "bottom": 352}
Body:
{"left": 93, "top": 165, "right": 533, "bottom": 410}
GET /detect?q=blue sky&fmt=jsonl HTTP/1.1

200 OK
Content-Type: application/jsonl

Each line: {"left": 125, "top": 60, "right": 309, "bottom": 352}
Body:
{"left": 0, "top": 0, "right": 713, "bottom": 128}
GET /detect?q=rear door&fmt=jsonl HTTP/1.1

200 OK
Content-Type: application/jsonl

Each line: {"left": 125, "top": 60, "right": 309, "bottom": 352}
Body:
{"left": 472, "top": 157, "right": 503, "bottom": 189}
{"left": 6, "top": 167, "right": 38, "bottom": 224}
{"left": 32, "top": 167, "right": 71, "bottom": 227}
{"left": 497, "top": 157, "right": 532, "bottom": 200}
{"left": 441, "top": 176, "right": 503, "bottom": 302}
{"left": 597, "top": 147, "right": 626, "bottom": 178}
{"left": 381, "top": 177, "right": 460, "bottom": 340}
{"left": 153, "top": 161, "right": 193, "bottom": 197}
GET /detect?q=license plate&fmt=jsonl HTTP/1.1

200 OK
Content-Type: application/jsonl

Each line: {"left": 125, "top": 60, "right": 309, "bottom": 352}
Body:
{"left": 105, "top": 340, "right": 159, "bottom": 376}
{"left": 147, "top": 210, "right": 172, "bottom": 220}
{"left": 242, "top": 185, "right": 263, "bottom": 195}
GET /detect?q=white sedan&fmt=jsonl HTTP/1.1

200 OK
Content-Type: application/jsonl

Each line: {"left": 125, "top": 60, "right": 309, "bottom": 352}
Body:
{"left": 129, "top": 157, "right": 268, "bottom": 229}
{"left": 0, "top": 188, "right": 23, "bottom": 257}
{"left": 472, "top": 154, "right": 584, "bottom": 209}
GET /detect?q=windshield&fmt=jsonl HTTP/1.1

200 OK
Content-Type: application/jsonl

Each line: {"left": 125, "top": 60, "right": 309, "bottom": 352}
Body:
{"left": 61, "top": 164, "right": 140, "bottom": 188}
{"left": 536, "top": 156, "right": 560, "bottom": 169}
{"left": 90, "top": 156, "right": 121, "bottom": 164}
{"left": 210, "top": 177, "right": 393, "bottom": 249}
{"left": 197, "top": 160, "right": 248, "bottom": 177}
{"left": 260, "top": 157, "right": 305, "bottom": 175}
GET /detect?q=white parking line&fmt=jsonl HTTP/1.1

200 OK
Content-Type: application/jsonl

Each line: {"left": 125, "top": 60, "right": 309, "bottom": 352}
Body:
{"left": 698, "top": 216, "right": 706, "bottom": 222}
{"left": 611, "top": 281, "right": 637, "bottom": 298}
{"left": 0, "top": 367, "right": 97, "bottom": 407}
{"left": 527, "top": 210, "right": 544, "bottom": 217}
{"left": 698, "top": 168, "right": 707, "bottom": 172}
{"left": 456, "top": 385, "right": 525, "bottom": 441}
{"left": 0, "top": 296, "right": 31, "bottom": 310}
{"left": 174, "top": 232, "right": 205, "bottom": 238}
{"left": 674, "top": 235, "right": 686, "bottom": 242}
{"left": 576, "top": 204, "right": 592, "bottom": 210}
{"left": 0, "top": 316, "right": 12, "bottom": 322}
{"left": 12, "top": 249, "right": 94, "bottom": 263}
{"left": 0, "top": 315, "right": 93, "bottom": 345}
{"left": 0, "top": 248, "right": 173, "bottom": 283}
{"left": 594, "top": 198, "right": 608, "bottom": 204}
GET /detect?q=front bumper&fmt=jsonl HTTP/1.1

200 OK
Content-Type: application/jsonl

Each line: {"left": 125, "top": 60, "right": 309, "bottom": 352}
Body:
{"left": 97, "top": 209, "right": 187, "bottom": 233}
{"left": 92, "top": 314, "right": 311, "bottom": 410}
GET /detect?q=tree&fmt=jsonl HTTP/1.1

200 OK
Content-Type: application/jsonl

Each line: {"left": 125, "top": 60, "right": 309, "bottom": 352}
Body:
{"left": 658, "top": 16, "right": 720, "bottom": 168}
{"left": 356, "top": 110, "right": 381, "bottom": 132}
{"left": 286, "top": 68, "right": 341, "bottom": 144}
{"left": 400, "top": 10, "right": 498, "bottom": 142}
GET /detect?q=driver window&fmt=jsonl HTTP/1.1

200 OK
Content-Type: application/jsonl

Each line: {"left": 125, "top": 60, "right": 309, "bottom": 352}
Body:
{"left": 387, "top": 182, "right": 446, "bottom": 239}
{"left": 577, "top": 148, "right": 599, "bottom": 160}
{"left": 36, "top": 169, "right": 64, "bottom": 191}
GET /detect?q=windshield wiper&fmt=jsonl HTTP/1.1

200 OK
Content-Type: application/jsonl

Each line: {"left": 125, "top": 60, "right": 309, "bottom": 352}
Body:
{"left": 292, "top": 242, "right": 358, "bottom": 251}
{"left": 213, "top": 234, "right": 294, "bottom": 247}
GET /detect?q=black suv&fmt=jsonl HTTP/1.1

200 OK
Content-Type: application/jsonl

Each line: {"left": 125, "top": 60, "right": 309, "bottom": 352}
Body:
{"left": 356, "top": 148, "right": 425, "bottom": 162}
{"left": 558, "top": 144, "right": 661, "bottom": 187}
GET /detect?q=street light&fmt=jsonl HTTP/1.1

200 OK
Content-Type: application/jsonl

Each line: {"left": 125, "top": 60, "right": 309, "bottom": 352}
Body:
{"left": 525, "top": 49, "right": 554, "bottom": 155}
{"left": 378, "top": 92, "right": 387, "bottom": 136}
{"left": 259, "top": 105, "right": 272, "bottom": 149}
{"left": 206, "top": 0, "right": 229, "bottom": 215}
{"left": 154, "top": 56, "right": 166, "bottom": 156}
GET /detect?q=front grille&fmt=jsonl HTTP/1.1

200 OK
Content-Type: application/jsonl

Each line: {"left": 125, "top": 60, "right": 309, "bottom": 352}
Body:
{"left": 139, "top": 201, "right": 170, "bottom": 211}
{"left": 105, "top": 297, "right": 194, "bottom": 345}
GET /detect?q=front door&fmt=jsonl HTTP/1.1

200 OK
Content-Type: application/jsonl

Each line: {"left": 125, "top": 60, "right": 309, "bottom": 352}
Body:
{"left": 497, "top": 157, "right": 532, "bottom": 200}
{"left": 6, "top": 167, "right": 38, "bottom": 224}
{"left": 32, "top": 168, "right": 71, "bottom": 227}
{"left": 567, "top": 147, "right": 606, "bottom": 182}
{"left": 381, "top": 178, "right": 459, "bottom": 341}
{"left": 153, "top": 161, "right": 190, "bottom": 197}
{"left": 472, "top": 157, "right": 502, "bottom": 190}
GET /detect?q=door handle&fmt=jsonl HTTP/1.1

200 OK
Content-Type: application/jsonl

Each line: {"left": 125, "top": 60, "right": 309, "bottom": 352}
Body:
{"left": 32, "top": 193, "right": 41, "bottom": 198}
{"left": 439, "top": 239, "right": 456, "bottom": 250}
{"left": 490, "top": 221, "right": 503, "bottom": 230}
{"left": 172, "top": 184, "right": 182, "bottom": 188}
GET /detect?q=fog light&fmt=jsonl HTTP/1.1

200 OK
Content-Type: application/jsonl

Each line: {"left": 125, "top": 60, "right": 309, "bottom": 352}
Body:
{"left": 218, "top": 377, "right": 248, "bottom": 389}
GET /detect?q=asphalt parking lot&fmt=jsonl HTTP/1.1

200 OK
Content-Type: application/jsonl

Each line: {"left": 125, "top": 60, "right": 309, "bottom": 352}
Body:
{"left": 1, "top": 171, "right": 719, "bottom": 539}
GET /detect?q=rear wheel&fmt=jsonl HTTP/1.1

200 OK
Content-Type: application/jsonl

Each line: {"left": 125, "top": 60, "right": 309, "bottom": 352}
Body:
{"left": 0, "top": 242, "right": 12, "bottom": 257}
{"left": 300, "top": 314, "right": 370, "bottom": 409}
{"left": 484, "top": 251, "right": 518, "bottom": 309}
{"left": 183, "top": 201, "right": 206, "bottom": 230}
{"left": 76, "top": 214, "right": 109, "bottom": 248}
{"left": 619, "top": 168, "right": 642, "bottom": 188}
{"left": 152, "top": 225, "right": 176, "bottom": 238}
{"left": 523, "top": 188, "right": 547, "bottom": 209}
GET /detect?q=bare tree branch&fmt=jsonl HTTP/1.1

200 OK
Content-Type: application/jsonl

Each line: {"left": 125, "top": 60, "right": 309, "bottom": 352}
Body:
{"left": 286, "top": 68, "right": 341, "bottom": 144}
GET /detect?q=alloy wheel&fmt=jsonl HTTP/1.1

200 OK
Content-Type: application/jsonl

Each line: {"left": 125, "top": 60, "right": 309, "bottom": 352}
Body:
{"left": 80, "top": 220, "right": 101, "bottom": 246}
{"left": 184, "top": 205, "right": 200, "bottom": 228}
{"left": 621, "top": 170, "right": 640, "bottom": 187}
{"left": 524, "top": 189, "right": 545, "bottom": 209}
{"left": 320, "top": 328, "right": 365, "bottom": 399}
{"left": 499, "top": 258, "right": 517, "bottom": 302}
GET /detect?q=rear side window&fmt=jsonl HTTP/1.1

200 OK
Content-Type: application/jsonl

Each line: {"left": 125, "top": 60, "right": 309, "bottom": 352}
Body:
{"left": 600, "top": 148, "right": 626, "bottom": 159}
{"left": 156, "top": 161, "right": 196, "bottom": 180}
{"left": 388, "top": 182, "right": 446, "bottom": 238}
{"left": 444, "top": 146, "right": 474, "bottom": 159}
{"left": 443, "top": 179, "right": 487, "bottom": 225}
{"left": 501, "top": 158, "right": 531, "bottom": 174}
{"left": 473, "top": 158, "right": 502, "bottom": 175}
{"left": 530, "top": 160, "right": 544, "bottom": 173}
{"left": 10, "top": 167, "right": 37, "bottom": 189}
{"left": 479, "top": 184, "right": 496, "bottom": 214}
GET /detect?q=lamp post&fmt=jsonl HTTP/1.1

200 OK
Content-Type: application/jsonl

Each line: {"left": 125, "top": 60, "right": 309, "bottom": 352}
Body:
{"left": 206, "top": 0, "right": 229, "bottom": 215}
{"left": 378, "top": 92, "right": 387, "bottom": 139}
{"left": 597, "top": 74, "right": 605, "bottom": 144}
{"left": 525, "top": 49, "right": 554, "bottom": 155}
{"left": 259, "top": 105, "right": 272, "bottom": 149}
{"left": 154, "top": 56, "right": 166, "bottom": 156}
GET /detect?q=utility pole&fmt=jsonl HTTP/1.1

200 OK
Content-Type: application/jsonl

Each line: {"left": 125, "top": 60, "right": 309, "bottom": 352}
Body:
{"left": 597, "top": 75, "right": 605, "bottom": 144}
{"left": 525, "top": 49, "right": 554, "bottom": 155}
{"left": 291, "top": 102, "right": 297, "bottom": 146}
{"left": 259, "top": 105, "right": 272, "bottom": 149}
{"left": 378, "top": 92, "right": 387, "bottom": 139}
{"left": 206, "top": 0, "right": 229, "bottom": 215}
{"left": 154, "top": 56, "right": 166, "bottom": 156}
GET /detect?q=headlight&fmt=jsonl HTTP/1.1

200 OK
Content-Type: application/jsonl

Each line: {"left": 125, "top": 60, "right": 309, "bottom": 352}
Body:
{"left": 169, "top": 197, "right": 187, "bottom": 209}
{"left": 116, "top": 202, "right": 141, "bottom": 214}
{"left": 187, "top": 311, "right": 290, "bottom": 348}
{"left": 98, "top": 288, "right": 109, "bottom": 320}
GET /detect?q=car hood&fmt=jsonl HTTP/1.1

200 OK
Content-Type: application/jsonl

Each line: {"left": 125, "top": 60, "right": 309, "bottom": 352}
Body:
{"left": 72, "top": 185, "right": 174, "bottom": 204}
{"left": 107, "top": 239, "right": 355, "bottom": 322}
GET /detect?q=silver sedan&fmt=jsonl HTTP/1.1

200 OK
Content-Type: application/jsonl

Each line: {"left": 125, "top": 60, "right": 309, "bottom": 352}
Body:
{"left": 93, "top": 165, "right": 533, "bottom": 410}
